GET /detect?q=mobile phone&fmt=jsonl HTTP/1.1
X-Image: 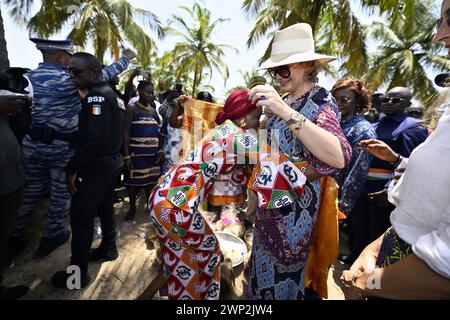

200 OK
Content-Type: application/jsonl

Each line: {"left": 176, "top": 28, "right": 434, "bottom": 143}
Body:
{"left": 175, "top": 83, "right": 183, "bottom": 93}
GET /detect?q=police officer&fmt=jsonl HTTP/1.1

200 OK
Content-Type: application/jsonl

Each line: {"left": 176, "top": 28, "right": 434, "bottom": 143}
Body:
{"left": 7, "top": 39, "right": 134, "bottom": 260}
{"left": 52, "top": 52, "right": 125, "bottom": 289}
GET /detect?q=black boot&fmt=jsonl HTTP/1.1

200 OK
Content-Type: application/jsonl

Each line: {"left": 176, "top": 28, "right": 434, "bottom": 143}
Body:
{"left": 89, "top": 243, "right": 118, "bottom": 262}
{"left": 35, "top": 230, "right": 71, "bottom": 258}
{"left": 51, "top": 270, "right": 91, "bottom": 290}
{"left": 5, "top": 236, "right": 27, "bottom": 263}
{"left": 0, "top": 285, "right": 29, "bottom": 300}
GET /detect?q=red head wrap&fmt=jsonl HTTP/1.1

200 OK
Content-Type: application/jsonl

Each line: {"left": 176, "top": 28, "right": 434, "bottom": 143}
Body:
{"left": 215, "top": 89, "right": 257, "bottom": 125}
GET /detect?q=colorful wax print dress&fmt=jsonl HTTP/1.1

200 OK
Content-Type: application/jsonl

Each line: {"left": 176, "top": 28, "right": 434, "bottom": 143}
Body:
{"left": 248, "top": 86, "right": 352, "bottom": 300}
{"left": 148, "top": 120, "right": 309, "bottom": 300}
{"left": 123, "top": 108, "right": 161, "bottom": 186}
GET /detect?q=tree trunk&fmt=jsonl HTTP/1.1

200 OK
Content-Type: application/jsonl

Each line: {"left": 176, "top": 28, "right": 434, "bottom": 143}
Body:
{"left": 192, "top": 57, "right": 200, "bottom": 97}
{"left": 0, "top": 8, "right": 10, "bottom": 67}
{"left": 96, "top": 34, "right": 107, "bottom": 65}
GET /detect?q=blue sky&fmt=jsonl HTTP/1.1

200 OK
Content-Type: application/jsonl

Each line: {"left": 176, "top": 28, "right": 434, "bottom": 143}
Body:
{"left": 0, "top": 0, "right": 442, "bottom": 100}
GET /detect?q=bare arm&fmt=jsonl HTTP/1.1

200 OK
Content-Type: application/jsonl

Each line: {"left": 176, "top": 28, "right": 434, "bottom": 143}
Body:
{"left": 123, "top": 105, "right": 134, "bottom": 170}
{"left": 342, "top": 234, "right": 450, "bottom": 299}
{"left": 249, "top": 85, "right": 346, "bottom": 169}
{"left": 355, "top": 254, "right": 450, "bottom": 299}
{"left": 169, "top": 96, "right": 188, "bottom": 128}
{"left": 293, "top": 118, "right": 345, "bottom": 168}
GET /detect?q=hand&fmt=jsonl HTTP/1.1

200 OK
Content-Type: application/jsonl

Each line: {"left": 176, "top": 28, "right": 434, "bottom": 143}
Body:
{"left": 263, "top": 106, "right": 273, "bottom": 117}
{"left": 368, "top": 189, "right": 391, "bottom": 207}
{"left": 158, "top": 76, "right": 165, "bottom": 91}
{"left": 248, "top": 85, "right": 292, "bottom": 121}
{"left": 0, "top": 95, "right": 31, "bottom": 113}
{"left": 122, "top": 48, "right": 137, "bottom": 60}
{"left": 155, "top": 151, "right": 165, "bottom": 165}
{"left": 165, "top": 90, "right": 180, "bottom": 103}
{"left": 358, "top": 139, "right": 398, "bottom": 163}
{"left": 132, "top": 68, "right": 141, "bottom": 78}
{"left": 78, "top": 89, "right": 89, "bottom": 99}
{"left": 66, "top": 173, "right": 78, "bottom": 195}
{"left": 340, "top": 269, "right": 367, "bottom": 300}
{"left": 393, "top": 167, "right": 405, "bottom": 185}
{"left": 178, "top": 95, "right": 189, "bottom": 103}
{"left": 141, "top": 70, "right": 152, "bottom": 80}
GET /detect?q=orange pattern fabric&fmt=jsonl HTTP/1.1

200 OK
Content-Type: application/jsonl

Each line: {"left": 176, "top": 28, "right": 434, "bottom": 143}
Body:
{"left": 181, "top": 98, "right": 224, "bottom": 155}
{"left": 305, "top": 176, "right": 340, "bottom": 299}
{"left": 149, "top": 120, "right": 310, "bottom": 299}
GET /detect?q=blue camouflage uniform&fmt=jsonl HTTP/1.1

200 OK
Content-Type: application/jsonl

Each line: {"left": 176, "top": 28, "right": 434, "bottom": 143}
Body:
{"left": 12, "top": 39, "right": 130, "bottom": 239}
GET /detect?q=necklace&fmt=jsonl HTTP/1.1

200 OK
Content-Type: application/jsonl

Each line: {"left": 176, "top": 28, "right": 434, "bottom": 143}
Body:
{"left": 136, "top": 102, "right": 154, "bottom": 111}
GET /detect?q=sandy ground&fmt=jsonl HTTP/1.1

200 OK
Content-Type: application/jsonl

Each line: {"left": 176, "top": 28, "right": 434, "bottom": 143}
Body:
{"left": 4, "top": 189, "right": 348, "bottom": 300}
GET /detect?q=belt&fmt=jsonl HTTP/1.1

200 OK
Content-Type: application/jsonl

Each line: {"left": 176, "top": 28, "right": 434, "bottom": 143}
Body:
{"left": 366, "top": 168, "right": 393, "bottom": 181}
{"left": 28, "top": 126, "right": 75, "bottom": 144}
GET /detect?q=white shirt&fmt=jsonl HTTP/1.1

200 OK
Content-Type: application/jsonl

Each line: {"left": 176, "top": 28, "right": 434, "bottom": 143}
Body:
{"left": 388, "top": 106, "right": 450, "bottom": 279}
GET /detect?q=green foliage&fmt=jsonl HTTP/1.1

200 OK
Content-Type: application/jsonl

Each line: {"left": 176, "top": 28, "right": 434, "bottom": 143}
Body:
{"left": 27, "top": 0, "right": 164, "bottom": 65}
{"left": 158, "top": 2, "right": 238, "bottom": 96}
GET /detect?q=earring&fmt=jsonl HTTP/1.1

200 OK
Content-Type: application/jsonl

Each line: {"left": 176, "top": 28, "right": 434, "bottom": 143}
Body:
{"left": 239, "top": 118, "right": 247, "bottom": 127}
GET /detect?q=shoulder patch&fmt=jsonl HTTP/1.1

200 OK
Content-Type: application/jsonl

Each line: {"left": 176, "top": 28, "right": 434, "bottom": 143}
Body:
{"left": 117, "top": 98, "right": 126, "bottom": 110}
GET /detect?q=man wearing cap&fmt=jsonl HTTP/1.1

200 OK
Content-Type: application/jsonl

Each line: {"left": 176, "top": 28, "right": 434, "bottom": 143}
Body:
{"left": 51, "top": 52, "right": 125, "bottom": 289}
{"left": 7, "top": 38, "right": 135, "bottom": 260}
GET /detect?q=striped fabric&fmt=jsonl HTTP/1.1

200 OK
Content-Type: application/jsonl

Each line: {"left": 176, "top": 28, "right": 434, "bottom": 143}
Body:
{"left": 181, "top": 98, "right": 223, "bottom": 152}
{"left": 366, "top": 168, "right": 394, "bottom": 181}
{"left": 124, "top": 113, "right": 161, "bottom": 186}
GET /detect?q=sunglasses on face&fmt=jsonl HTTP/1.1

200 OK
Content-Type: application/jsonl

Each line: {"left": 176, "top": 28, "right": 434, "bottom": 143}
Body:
{"left": 436, "top": 8, "right": 450, "bottom": 29}
{"left": 381, "top": 97, "right": 407, "bottom": 104}
{"left": 267, "top": 65, "right": 293, "bottom": 79}
{"left": 68, "top": 67, "right": 91, "bottom": 77}
{"left": 335, "top": 96, "right": 353, "bottom": 103}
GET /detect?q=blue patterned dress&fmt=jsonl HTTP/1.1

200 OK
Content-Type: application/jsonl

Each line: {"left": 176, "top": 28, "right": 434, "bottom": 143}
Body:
{"left": 335, "top": 116, "right": 377, "bottom": 216}
{"left": 248, "top": 86, "right": 352, "bottom": 300}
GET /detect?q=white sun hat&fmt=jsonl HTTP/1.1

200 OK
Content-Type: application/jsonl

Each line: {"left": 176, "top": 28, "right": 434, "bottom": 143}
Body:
{"left": 258, "top": 23, "right": 337, "bottom": 70}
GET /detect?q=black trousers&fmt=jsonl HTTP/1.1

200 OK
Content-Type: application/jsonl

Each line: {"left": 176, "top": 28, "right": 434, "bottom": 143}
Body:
{"left": 69, "top": 155, "right": 122, "bottom": 274}
{"left": 0, "top": 187, "right": 23, "bottom": 285}
{"left": 348, "top": 193, "right": 394, "bottom": 260}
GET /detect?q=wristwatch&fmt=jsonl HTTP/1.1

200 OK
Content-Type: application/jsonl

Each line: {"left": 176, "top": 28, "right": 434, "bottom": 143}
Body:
{"left": 286, "top": 111, "right": 303, "bottom": 126}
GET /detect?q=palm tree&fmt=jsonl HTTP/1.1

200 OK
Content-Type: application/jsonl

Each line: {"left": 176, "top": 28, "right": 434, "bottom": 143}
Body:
{"left": 1, "top": 0, "right": 35, "bottom": 67}
{"left": 2, "top": 0, "right": 33, "bottom": 24}
{"left": 0, "top": 8, "right": 9, "bottom": 67}
{"left": 242, "top": 0, "right": 369, "bottom": 77}
{"left": 365, "top": 0, "right": 450, "bottom": 107}
{"left": 27, "top": 0, "right": 164, "bottom": 65}
{"left": 159, "top": 3, "right": 238, "bottom": 96}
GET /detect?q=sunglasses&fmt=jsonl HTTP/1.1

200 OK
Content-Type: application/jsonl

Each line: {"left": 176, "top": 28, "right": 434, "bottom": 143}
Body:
{"left": 334, "top": 96, "right": 353, "bottom": 103}
{"left": 68, "top": 67, "right": 92, "bottom": 76}
{"left": 436, "top": 8, "right": 450, "bottom": 29}
{"left": 267, "top": 65, "right": 293, "bottom": 79}
{"left": 381, "top": 97, "right": 407, "bottom": 104}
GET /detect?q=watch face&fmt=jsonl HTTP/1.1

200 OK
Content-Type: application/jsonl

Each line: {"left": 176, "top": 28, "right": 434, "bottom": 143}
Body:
{"left": 292, "top": 112, "right": 302, "bottom": 121}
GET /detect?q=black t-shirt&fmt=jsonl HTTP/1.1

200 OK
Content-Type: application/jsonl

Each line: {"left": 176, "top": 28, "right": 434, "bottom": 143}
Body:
{"left": 66, "top": 82, "right": 125, "bottom": 175}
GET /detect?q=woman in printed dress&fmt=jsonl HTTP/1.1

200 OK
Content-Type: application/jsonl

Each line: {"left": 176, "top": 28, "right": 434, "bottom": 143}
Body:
{"left": 248, "top": 23, "right": 352, "bottom": 300}
{"left": 330, "top": 79, "right": 377, "bottom": 264}
{"left": 122, "top": 80, "right": 164, "bottom": 221}
{"left": 137, "top": 89, "right": 313, "bottom": 300}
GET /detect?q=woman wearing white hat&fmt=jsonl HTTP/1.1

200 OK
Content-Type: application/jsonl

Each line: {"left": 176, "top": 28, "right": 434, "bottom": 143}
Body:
{"left": 247, "top": 23, "right": 352, "bottom": 300}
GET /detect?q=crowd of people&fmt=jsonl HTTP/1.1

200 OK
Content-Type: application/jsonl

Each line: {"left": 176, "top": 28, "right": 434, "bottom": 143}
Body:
{"left": 0, "top": 0, "right": 449, "bottom": 300}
